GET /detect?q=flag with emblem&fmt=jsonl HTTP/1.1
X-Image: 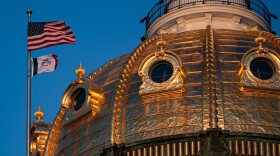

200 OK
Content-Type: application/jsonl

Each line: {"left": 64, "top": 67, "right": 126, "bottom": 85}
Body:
{"left": 27, "top": 21, "right": 76, "bottom": 51}
{"left": 32, "top": 54, "right": 58, "bottom": 76}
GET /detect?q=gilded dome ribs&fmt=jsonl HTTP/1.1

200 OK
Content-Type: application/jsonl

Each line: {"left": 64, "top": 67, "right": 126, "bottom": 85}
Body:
{"left": 112, "top": 35, "right": 165, "bottom": 144}
{"left": 44, "top": 107, "right": 67, "bottom": 156}
{"left": 205, "top": 25, "right": 219, "bottom": 129}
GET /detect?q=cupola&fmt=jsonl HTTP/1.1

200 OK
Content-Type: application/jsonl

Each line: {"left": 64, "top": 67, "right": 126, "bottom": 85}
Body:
{"left": 144, "top": 0, "right": 273, "bottom": 38}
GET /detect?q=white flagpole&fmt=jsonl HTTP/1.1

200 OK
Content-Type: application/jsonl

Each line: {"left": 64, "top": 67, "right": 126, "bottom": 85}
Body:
{"left": 26, "top": 10, "right": 32, "bottom": 156}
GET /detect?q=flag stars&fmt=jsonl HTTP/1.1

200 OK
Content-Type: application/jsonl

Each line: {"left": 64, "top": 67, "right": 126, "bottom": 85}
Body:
{"left": 28, "top": 23, "right": 44, "bottom": 36}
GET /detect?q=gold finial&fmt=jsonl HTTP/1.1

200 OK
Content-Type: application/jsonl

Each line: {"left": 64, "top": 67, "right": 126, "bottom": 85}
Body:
{"left": 255, "top": 36, "right": 266, "bottom": 48}
{"left": 34, "top": 106, "right": 44, "bottom": 121}
{"left": 75, "top": 62, "right": 86, "bottom": 78}
{"left": 156, "top": 39, "right": 167, "bottom": 53}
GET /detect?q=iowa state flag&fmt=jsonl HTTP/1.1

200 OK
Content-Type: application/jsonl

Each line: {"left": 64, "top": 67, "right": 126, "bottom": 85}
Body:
{"left": 32, "top": 54, "right": 58, "bottom": 76}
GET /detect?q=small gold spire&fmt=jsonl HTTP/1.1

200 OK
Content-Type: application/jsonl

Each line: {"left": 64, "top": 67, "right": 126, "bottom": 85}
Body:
{"left": 156, "top": 39, "right": 167, "bottom": 53}
{"left": 255, "top": 36, "right": 266, "bottom": 48}
{"left": 75, "top": 62, "right": 86, "bottom": 78}
{"left": 34, "top": 106, "right": 44, "bottom": 121}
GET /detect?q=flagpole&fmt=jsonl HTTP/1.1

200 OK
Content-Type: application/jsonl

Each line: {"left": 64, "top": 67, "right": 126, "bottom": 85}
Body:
{"left": 26, "top": 10, "right": 32, "bottom": 156}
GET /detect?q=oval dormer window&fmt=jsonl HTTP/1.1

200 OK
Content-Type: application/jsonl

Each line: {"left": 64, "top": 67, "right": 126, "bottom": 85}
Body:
{"left": 149, "top": 61, "right": 173, "bottom": 83}
{"left": 250, "top": 57, "right": 275, "bottom": 80}
{"left": 71, "top": 88, "right": 87, "bottom": 111}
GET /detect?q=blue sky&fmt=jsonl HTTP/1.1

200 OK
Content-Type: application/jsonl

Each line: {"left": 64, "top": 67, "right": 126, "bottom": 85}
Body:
{"left": 0, "top": 1, "right": 279, "bottom": 155}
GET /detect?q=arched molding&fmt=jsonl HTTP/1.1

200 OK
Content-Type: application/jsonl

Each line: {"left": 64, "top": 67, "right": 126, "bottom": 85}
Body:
{"left": 239, "top": 47, "right": 280, "bottom": 92}
{"left": 138, "top": 50, "right": 185, "bottom": 95}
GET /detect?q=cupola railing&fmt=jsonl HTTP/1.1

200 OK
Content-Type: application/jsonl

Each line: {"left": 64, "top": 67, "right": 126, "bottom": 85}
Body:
{"left": 144, "top": 0, "right": 271, "bottom": 31}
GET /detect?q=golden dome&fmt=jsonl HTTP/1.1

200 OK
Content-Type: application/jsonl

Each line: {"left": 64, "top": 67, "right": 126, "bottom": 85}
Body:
{"left": 34, "top": 106, "right": 44, "bottom": 121}
{"left": 42, "top": 0, "right": 280, "bottom": 154}
{"left": 44, "top": 29, "right": 280, "bottom": 156}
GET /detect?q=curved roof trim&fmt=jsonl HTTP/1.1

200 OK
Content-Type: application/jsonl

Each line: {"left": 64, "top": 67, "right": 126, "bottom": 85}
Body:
{"left": 43, "top": 107, "right": 67, "bottom": 156}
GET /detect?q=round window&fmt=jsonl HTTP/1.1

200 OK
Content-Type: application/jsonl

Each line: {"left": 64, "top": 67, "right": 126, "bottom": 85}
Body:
{"left": 71, "top": 88, "right": 87, "bottom": 111}
{"left": 149, "top": 61, "right": 173, "bottom": 83}
{"left": 250, "top": 58, "right": 275, "bottom": 80}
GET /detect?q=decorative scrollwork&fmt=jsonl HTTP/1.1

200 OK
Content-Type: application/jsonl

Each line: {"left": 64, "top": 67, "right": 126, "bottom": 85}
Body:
{"left": 238, "top": 39, "right": 280, "bottom": 92}
{"left": 138, "top": 40, "right": 185, "bottom": 96}
{"left": 88, "top": 90, "right": 104, "bottom": 116}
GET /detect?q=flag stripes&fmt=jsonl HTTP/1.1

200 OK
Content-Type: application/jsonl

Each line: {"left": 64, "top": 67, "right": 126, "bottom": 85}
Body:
{"left": 28, "top": 21, "right": 75, "bottom": 51}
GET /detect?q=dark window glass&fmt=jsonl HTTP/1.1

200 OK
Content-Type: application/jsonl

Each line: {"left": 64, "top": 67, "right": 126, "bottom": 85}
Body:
{"left": 150, "top": 61, "right": 173, "bottom": 83}
{"left": 72, "top": 88, "right": 86, "bottom": 111}
{"left": 250, "top": 58, "right": 274, "bottom": 80}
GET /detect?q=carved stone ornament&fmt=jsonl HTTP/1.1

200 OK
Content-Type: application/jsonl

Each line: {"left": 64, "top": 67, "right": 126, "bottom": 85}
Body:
{"left": 238, "top": 47, "right": 280, "bottom": 91}
{"left": 138, "top": 50, "right": 186, "bottom": 96}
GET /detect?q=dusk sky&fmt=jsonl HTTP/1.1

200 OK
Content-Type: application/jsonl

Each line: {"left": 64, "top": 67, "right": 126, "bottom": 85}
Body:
{"left": 0, "top": 1, "right": 279, "bottom": 155}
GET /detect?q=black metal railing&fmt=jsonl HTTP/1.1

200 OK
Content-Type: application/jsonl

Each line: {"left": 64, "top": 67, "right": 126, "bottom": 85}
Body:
{"left": 144, "top": 0, "right": 271, "bottom": 31}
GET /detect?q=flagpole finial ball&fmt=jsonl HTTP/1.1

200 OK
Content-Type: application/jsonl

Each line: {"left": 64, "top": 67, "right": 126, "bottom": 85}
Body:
{"left": 76, "top": 63, "right": 86, "bottom": 78}
{"left": 34, "top": 106, "right": 44, "bottom": 121}
{"left": 26, "top": 10, "right": 32, "bottom": 15}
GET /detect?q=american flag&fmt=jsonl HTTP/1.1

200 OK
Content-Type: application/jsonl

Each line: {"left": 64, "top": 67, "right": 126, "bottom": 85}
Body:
{"left": 28, "top": 21, "right": 76, "bottom": 51}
